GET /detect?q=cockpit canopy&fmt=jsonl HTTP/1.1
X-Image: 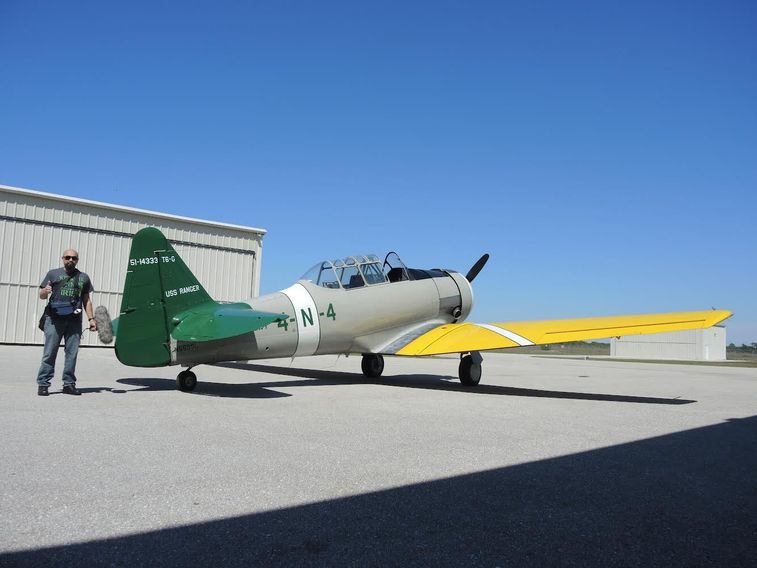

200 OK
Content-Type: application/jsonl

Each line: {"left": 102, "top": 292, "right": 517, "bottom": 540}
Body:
{"left": 300, "top": 252, "right": 452, "bottom": 290}
{"left": 300, "top": 254, "right": 388, "bottom": 289}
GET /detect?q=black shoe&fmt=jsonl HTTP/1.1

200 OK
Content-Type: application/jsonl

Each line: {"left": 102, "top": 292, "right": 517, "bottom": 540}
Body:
{"left": 62, "top": 385, "right": 81, "bottom": 396}
{"left": 38, "top": 386, "right": 49, "bottom": 396}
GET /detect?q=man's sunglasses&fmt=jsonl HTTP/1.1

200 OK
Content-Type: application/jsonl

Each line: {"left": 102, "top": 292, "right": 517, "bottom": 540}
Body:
{"left": 63, "top": 256, "right": 79, "bottom": 261}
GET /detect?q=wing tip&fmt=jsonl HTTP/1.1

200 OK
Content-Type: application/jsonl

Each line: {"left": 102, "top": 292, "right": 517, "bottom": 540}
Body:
{"left": 711, "top": 309, "right": 733, "bottom": 326}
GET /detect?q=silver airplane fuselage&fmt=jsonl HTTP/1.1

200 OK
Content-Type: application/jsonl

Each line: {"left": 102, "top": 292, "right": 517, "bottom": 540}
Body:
{"left": 172, "top": 270, "right": 473, "bottom": 366}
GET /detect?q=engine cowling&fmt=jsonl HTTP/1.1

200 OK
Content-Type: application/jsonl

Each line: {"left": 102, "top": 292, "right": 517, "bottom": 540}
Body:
{"left": 445, "top": 271, "right": 474, "bottom": 323}
{"left": 412, "top": 268, "right": 473, "bottom": 323}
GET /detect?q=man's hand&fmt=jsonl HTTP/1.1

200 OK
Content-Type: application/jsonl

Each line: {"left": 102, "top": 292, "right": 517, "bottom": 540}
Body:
{"left": 88, "top": 318, "right": 97, "bottom": 332}
{"left": 40, "top": 282, "right": 52, "bottom": 300}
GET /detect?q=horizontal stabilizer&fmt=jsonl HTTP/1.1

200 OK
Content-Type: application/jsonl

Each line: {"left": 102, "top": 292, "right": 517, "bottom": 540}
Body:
{"left": 171, "top": 302, "right": 287, "bottom": 342}
{"left": 394, "top": 310, "right": 733, "bottom": 356}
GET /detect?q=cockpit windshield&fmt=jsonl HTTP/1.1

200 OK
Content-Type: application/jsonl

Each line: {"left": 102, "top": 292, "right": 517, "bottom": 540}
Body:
{"left": 383, "top": 252, "right": 410, "bottom": 282}
{"left": 300, "top": 262, "right": 341, "bottom": 289}
{"left": 300, "top": 254, "right": 388, "bottom": 289}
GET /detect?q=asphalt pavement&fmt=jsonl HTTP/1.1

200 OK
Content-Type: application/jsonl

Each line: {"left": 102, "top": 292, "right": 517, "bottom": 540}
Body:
{"left": 1, "top": 345, "right": 755, "bottom": 567}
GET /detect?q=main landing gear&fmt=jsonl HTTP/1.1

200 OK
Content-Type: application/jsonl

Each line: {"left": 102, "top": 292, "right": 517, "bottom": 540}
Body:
{"left": 361, "top": 354, "right": 384, "bottom": 378}
{"left": 177, "top": 368, "right": 197, "bottom": 392}
{"left": 361, "top": 352, "right": 482, "bottom": 387}
{"left": 459, "top": 352, "right": 482, "bottom": 386}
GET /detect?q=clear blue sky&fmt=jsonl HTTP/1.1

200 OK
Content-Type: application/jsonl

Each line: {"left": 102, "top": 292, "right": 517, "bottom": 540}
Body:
{"left": 2, "top": 1, "right": 755, "bottom": 343}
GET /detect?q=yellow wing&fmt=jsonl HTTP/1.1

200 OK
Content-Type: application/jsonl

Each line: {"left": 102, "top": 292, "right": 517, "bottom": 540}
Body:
{"left": 393, "top": 310, "right": 732, "bottom": 356}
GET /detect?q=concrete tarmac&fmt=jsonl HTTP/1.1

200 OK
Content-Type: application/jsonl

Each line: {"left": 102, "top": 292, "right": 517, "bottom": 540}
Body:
{"left": 0, "top": 345, "right": 755, "bottom": 567}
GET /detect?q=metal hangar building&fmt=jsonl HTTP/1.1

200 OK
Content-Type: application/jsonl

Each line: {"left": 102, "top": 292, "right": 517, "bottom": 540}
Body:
{"left": 611, "top": 327, "right": 727, "bottom": 361}
{"left": 0, "top": 184, "right": 266, "bottom": 346}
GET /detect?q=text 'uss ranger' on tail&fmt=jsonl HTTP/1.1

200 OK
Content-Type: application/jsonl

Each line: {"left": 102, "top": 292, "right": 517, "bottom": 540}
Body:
{"left": 110, "top": 227, "right": 732, "bottom": 392}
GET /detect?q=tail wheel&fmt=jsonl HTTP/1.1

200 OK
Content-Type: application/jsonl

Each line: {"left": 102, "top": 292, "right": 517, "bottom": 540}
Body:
{"left": 459, "top": 354, "right": 482, "bottom": 386}
{"left": 177, "top": 370, "right": 197, "bottom": 392}
{"left": 361, "top": 354, "right": 384, "bottom": 378}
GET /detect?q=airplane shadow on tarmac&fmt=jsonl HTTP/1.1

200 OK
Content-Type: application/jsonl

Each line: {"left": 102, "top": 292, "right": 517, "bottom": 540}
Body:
{"left": 115, "top": 377, "right": 292, "bottom": 399}
{"left": 112, "top": 363, "right": 696, "bottom": 405}
{"left": 3, "top": 416, "right": 755, "bottom": 567}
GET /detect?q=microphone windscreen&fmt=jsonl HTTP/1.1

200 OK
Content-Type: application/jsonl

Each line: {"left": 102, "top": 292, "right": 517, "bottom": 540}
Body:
{"left": 94, "top": 305, "right": 114, "bottom": 344}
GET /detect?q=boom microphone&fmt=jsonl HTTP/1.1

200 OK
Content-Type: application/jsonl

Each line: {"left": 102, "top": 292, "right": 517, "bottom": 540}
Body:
{"left": 94, "top": 305, "right": 114, "bottom": 344}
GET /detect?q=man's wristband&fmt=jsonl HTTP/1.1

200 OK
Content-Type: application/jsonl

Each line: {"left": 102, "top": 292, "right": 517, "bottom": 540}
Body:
{"left": 88, "top": 318, "right": 95, "bottom": 321}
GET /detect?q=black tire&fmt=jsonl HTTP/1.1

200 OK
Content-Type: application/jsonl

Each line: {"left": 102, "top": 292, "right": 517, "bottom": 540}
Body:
{"left": 459, "top": 355, "right": 482, "bottom": 386}
{"left": 361, "top": 354, "right": 384, "bottom": 378}
{"left": 177, "top": 370, "right": 197, "bottom": 392}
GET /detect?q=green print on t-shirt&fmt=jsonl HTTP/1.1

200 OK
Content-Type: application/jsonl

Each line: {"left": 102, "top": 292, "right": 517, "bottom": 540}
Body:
{"left": 58, "top": 274, "right": 87, "bottom": 298}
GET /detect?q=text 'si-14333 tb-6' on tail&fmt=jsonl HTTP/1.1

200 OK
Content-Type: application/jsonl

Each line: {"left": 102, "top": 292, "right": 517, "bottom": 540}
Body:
{"left": 104, "top": 227, "right": 732, "bottom": 392}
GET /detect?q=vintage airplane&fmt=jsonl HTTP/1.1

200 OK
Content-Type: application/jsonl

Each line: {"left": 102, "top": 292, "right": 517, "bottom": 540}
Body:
{"left": 107, "top": 227, "right": 732, "bottom": 392}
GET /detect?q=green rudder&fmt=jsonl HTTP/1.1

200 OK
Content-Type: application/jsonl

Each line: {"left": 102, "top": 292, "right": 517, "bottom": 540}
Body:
{"left": 115, "top": 227, "right": 213, "bottom": 367}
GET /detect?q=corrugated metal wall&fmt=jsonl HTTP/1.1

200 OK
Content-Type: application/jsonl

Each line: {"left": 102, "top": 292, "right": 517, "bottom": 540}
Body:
{"left": 610, "top": 327, "right": 726, "bottom": 361}
{"left": 1, "top": 185, "right": 265, "bottom": 346}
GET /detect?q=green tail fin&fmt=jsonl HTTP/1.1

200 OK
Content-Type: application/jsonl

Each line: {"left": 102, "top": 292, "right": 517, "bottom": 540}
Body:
{"left": 115, "top": 227, "right": 286, "bottom": 367}
{"left": 115, "top": 227, "right": 213, "bottom": 367}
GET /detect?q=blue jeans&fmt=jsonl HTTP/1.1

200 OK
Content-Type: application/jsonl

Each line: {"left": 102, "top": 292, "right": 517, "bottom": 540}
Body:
{"left": 36, "top": 315, "right": 83, "bottom": 387}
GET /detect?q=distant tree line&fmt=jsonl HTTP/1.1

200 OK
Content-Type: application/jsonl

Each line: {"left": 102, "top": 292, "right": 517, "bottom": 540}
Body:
{"left": 728, "top": 343, "right": 757, "bottom": 353}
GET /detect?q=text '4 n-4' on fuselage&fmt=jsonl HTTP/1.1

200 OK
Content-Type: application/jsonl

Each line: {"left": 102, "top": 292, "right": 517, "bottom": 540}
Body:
{"left": 110, "top": 227, "right": 732, "bottom": 392}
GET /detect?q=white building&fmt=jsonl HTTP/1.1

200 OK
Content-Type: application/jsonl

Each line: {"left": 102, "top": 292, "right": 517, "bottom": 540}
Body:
{"left": 610, "top": 327, "right": 727, "bottom": 361}
{"left": 0, "top": 184, "right": 266, "bottom": 346}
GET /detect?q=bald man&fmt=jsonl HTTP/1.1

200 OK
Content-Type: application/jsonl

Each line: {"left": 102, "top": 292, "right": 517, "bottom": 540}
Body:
{"left": 36, "top": 249, "right": 96, "bottom": 396}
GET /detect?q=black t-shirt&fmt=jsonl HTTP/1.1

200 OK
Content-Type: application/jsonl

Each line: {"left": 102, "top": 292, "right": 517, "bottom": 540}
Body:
{"left": 40, "top": 268, "right": 94, "bottom": 307}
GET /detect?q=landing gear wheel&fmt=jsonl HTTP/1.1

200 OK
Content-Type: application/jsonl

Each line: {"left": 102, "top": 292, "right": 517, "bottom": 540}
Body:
{"left": 361, "top": 354, "right": 384, "bottom": 378}
{"left": 176, "top": 370, "right": 197, "bottom": 392}
{"left": 459, "top": 355, "right": 482, "bottom": 387}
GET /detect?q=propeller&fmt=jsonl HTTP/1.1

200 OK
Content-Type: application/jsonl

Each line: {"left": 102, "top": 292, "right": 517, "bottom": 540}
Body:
{"left": 465, "top": 253, "right": 489, "bottom": 283}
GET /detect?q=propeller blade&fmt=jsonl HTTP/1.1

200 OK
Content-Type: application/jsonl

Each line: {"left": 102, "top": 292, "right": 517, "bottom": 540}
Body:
{"left": 466, "top": 253, "right": 489, "bottom": 282}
